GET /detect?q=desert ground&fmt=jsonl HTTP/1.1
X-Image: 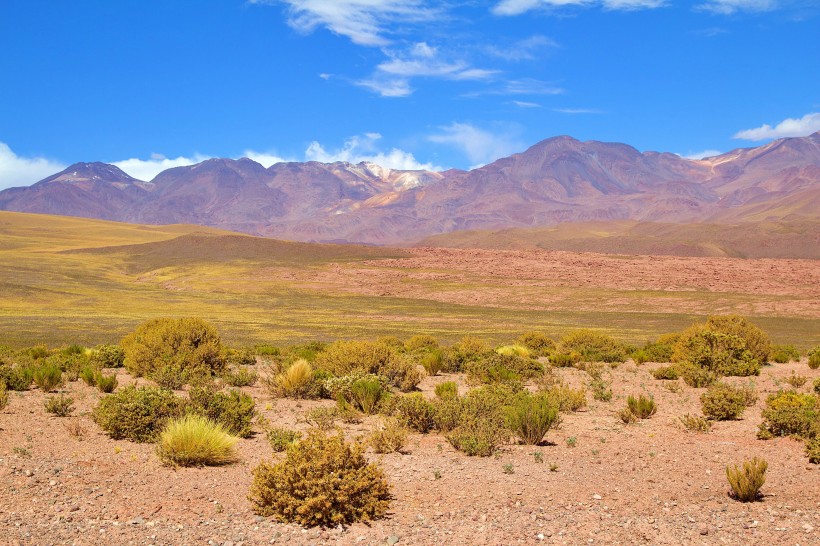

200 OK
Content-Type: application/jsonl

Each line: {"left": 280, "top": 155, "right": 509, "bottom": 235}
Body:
{"left": 1, "top": 358, "right": 818, "bottom": 546}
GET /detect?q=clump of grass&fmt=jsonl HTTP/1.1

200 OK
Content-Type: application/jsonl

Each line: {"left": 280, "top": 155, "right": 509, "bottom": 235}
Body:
{"left": 347, "top": 378, "right": 385, "bottom": 414}
{"left": 420, "top": 350, "right": 444, "bottom": 376}
{"left": 541, "top": 383, "right": 587, "bottom": 412}
{"left": 516, "top": 331, "right": 556, "bottom": 357}
{"left": 435, "top": 381, "right": 458, "bottom": 399}
{"left": 267, "top": 359, "right": 317, "bottom": 399}
{"left": 369, "top": 418, "right": 408, "bottom": 454}
{"left": 504, "top": 392, "right": 561, "bottom": 445}
{"left": 249, "top": 431, "right": 391, "bottom": 526}
{"left": 157, "top": 414, "right": 238, "bottom": 467}
{"left": 726, "top": 457, "right": 767, "bottom": 502}
{"left": 95, "top": 372, "right": 118, "bottom": 393}
{"left": 785, "top": 372, "right": 808, "bottom": 388}
{"left": 44, "top": 394, "right": 74, "bottom": 417}
{"left": 222, "top": 366, "right": 258, "bottom": 387}
{"left": 496, "top": 344, "right": 531, "bottom": 359}
{"left": 64, "top": 419, "right": 87, "bottom": 439}
{"left": 80, "top": 365, "right": 98, "bottom": 386}
{"left": 618, "top": 406, "right": 638, "bottom": 424}
{"left": 814, "top": 377, "right": 820, "bottom": 395}
{"left": 267, "top": 427, "right": 302, "bottom": 452}
{"left": 678, "top": 363, "right": 718, "bottom": 388}
{"left": 626, "top": 394, "right": 657, "bottom": 419}
{"left": 679, "top": 414, "right": 712, "bottom": 433}
{"left": 652, "top": 366, "right": 679, "bottom": 380}
{"left": 700, "top": 382, "right": 748, "bottom": 421}
{"left": 587, "top": 364, "right": 613, "bottom": 402}
{"left": 32, "top": 363, "right": 62, "bottom": 392}
{"left": 809, "top": 346, "right": 820, "bottom": 370}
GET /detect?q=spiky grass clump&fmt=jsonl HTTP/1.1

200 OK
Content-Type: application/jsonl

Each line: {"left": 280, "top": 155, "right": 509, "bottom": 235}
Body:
{"left": 435, "top": 381, "right": 458, "bottom": 399}
{"left": 44, "top": 394, "right": 74, "bottom": 416}
{"left": 249, "top": 431, "right": 391, "bottom": 526}
{"left": 726, "top": 457, "right": 767, "bottom": 502}
{"left": 504, "top": 392, "right": 560, "bottom": 445}
{"left": 626, "top": 394, "right": 657, "bottom": 419}
{"left": 95, "top": 372, "right": 118, "bottom": 393}
{"left": 347, "top": 378, "right": 385, "bottom": 414}
{"left": 420, "top": 350, "right": 444, "bottom": 376}
{"left": 809, "top": 346, "right": 820, "bottom": 370}
{"left": 157, "top": 414, "right": 238, "bottom": 467}
{"left": 268, "top": 359, "right": 317, "bottom": 399}
{"left": 32, "top": 363, "right": 62, "bottom": 392}
{"left": 496, "top": 344, "right": 531, "bottom": 359}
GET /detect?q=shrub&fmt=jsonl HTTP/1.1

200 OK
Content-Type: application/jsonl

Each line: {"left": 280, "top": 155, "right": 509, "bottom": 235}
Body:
{"left": 672, "top": 316, "right": 769, "bottom": 376}
{"left": 627, "top": 394, "right": 657, "bottom": 419}
{"left": 757, "top": 391, "right": 818, "bottom": 439}
{"left": 95, "top": 372, "right": 118, "bottom": 393}
{"left": 223, "top": 347, "right": 256, "bottom": 367}
{"left": 80, "top": 366, "right": 98, "bottom": 386}
{"left": 814, "top": 378, "right": 820, "bottom": 395}
{"left": 806, "top": 438, "right": 820, "bottom": 464}
{"left": 121, "top": 317, "right": 224, "bottom": 379}
{"left": 435, "top": 381, "right": 458, "bottom": 399}
{"left": 809, "top": 346, "right": 820, "bottom": 370}
{"left": 222, "top": 366, "right": 258, "bottom": 387}
{"left": 652, "top": 366, "right": 679, "bottom": 380}
{"left": 268, "top": 359, "right": 318, "bottom": 399}
{"left": 389, "top": 392, "right": 436, "bottom": 433}
{"left": 382, "top": 355, "right": 423, "bottom": 392}
{"left": 0, "top": 383, "right": 8, "bottom": 411}
{"left": 440, "top": 336, "right": 490, "bottom": 373}
{"left": 619, "top": 406, "right": 638, "bottom": 424}
{"left": 404, "top": 334, "right": 438, "bottom": 352}
{"left": 632, "top": 334, "right": 678, "bottom": 364}
{"left": 465, "top": 352, "right": 541, "bottom": 387}
{"left": 558, "top": 329, "right": 628, "bottom": 363}
{"left": 369, "top": 418, "right": 408, "bottom": 453}
{"left": 323, "top": 372, "right": 387, "bottom": 401}
{"left": 149, "top": 364, "right": 187, "bottom": 390}
{"left": 420, "top": 350, "right": 444, "bottom": 376}
{"left": 679, "top": 414, "right": 712, "bottom": 433}
{"left": 313, "top": 340, "right": 394, "bottom": 376}
{"left": 769, "top": 344, "right": 800, "bottom": 364}
{"left": 187, "top": 386, "right": 256, "bottom": 438}
{"left": 444, "top": 386, "right": 510, "bottom": 456}
{"left": 347, "top": 378, "right": 385, "bottom": 414}
{"left": 92, "top": 385, "right": 182, "bottom": 442}
{"left": 701, "top": 383, "right": 747, "bottom": 420}
{"left": 0, "top": 364, "right": 33, "bottom": 391}
{"left": 249, "top": 431, "right": 391, "bottom": 526}
{"left": 90, "top": 344, "right": 125, "bottom": 368}
{"left": 586, "top": 363, "right": 612, "bottom": 402}
{"left": 679, "top": 362, "right": 718, "bottom": 388}
{"left": 785, "top": 372, "right": 808, "bottom": 388}
{"left": 157, "top": 414, "right": 238, "bottom": 467}
{"left": 541, "top": 384, "right": 587, "bottom": 413}
{"left": 44, "top": 394, "right": 74, "bottom": 416}
{"left": 549, "top": 352, "right": 581, "bottom": 368}
{"left": 496, "top": 344, "right": 531, "bottom": 359}
{"left": 432, "top": 396, "right": 463, "bottom": 433}
{"left": 505, "top": 392, "right": 560, "bottom": 445}
{"left": 267, "top": 427, "right": 302, "bottom": 452}
{"left": 516, "top": 331, "right": 556, "bottom": 357}
{"left": 32, "top": 363, "right": 62, "bottom": 392}
{"left": 726, "top": 457, "right": 767, "bottom": 502}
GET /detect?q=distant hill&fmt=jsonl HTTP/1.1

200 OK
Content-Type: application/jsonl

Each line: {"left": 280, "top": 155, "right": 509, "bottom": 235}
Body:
{"left": 1, "top": 132, "right": 818, "bottom": 248}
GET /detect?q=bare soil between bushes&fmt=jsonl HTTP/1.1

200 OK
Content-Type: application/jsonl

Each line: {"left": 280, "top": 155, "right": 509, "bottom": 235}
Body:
{"left": 1, "top": 359, "right": 819, "bottom": 546}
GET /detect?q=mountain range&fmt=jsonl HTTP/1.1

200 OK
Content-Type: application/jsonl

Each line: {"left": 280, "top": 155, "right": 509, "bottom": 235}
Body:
{"left": 1, "top": 132, "right": 818, "bottom": 247}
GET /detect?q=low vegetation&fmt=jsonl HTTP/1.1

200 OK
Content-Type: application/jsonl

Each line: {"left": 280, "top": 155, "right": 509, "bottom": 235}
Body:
{"left": 700, "top": 382, "right": 749, "bottom": 421}
{"left": 93, "top": 385, "right": 183, "bottom": 442}
{"left": 44, "top": 394, "right": 74, "bottom": 416}
{"left": 625, "top": 394, "right": 657, "bottom": 420}
{"left": 157, "top": 414, "right": 238, "bottom": 467}
{"left": 726, "top": 457, "right": 767, "bottom": 502}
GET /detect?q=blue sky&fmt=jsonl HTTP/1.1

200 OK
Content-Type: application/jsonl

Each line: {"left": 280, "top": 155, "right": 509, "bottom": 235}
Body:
{"left": 1, "top": 0, "right": 818, "bottom": 188}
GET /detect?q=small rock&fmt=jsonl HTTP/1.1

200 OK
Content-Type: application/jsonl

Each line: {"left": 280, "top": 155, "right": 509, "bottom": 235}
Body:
{"left": 592, "top": 494, "right": 602, "bottom": 501}
{"left": 69, "top": 505, "right": 80, "bottom": 513}
{"left": 129, "top": 517, "right": 145, "bottom": 525}
{"left": 387, "top": 535, "right": 400, "bottom": 545}
{"left": 699, "top": 527, "right": 709, "bottom": 536}
{"left": 536, "top": 533, "right": 545, "bottom": 541}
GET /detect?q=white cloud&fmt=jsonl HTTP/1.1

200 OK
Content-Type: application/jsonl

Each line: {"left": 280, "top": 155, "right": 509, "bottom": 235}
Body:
{"left": 304, "top": 133, "right": 443, "bottom": 170}
{"left": 263, "top": 0, "right": 438, "bottom": 47}
{"left": 492, "top": 0, "right": 665, "bottom": 16}
{"left": 682, "top": 149, "right": 723, "bottom": 160}
{"left": 355, "top": 77, "right": 413, "bottom": 97}
{"left": 732, "top": 112, "right": 820, "bottom": 140}
{"left": 486, "top": 35, "right": 559, "bottom": 61}
{"left": 553, "top": 107, "right": 604, "bottom": 114}
{"left": 697, "top": 0, "right": 777, "bottom": 14}
{"left": 428, "top": 122, "right": 524, "bottom": 167}
{"left": 513, "top": 100, "right": 542, "bottom": 108}
{"left": 241, "top": 151, "right": 290, "bottom": 167}
{"left": 112, "top": 153, "right": 211, "bottom": 182}
{"left": 0, "top": 142, "right": 66, "bottom": 190}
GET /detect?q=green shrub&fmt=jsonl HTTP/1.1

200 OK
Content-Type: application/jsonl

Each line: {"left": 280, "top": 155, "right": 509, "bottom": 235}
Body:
{"left": 679, "top": 414, "right": 712, "bottom": 433}
{"left": 44, "top": 394, "right": 74, "bottom": 416}
{"left": 121, "top": 317, "right": 224, "bottom": 379}
{"left": 432, "top": 396, "right": 463, "bottom": 433}
{"left": 549, "top": 352, "right": 581, "bottom": 368}
{"left": 632, "top": 334, "right": 679, "bottom": 364}
{"left": 347, "top": 378, "right": 385, "bottom": 414}
{"left": 222, "top": 366, "right": 258, "bottom": 387}
{"left": 701, "top": 383, "right": 748, "bottom": 420}
{"left": 440, "top": 336, "right": 490, "bottom": 373}
{"left": 92, "top": 385, "right": 183, "bottom": 442}
{"left": 389, "top": 392, "right": 436, "bottom": 433}
{"left": 79, "top": 366, "right": 97, "bottom": 386}
{"left": 757, "top": 391, "right": 818, "bottom": 439}
{"left": 0, "top": 364, "right": 33, "bottom": 391}
{"left": 267, "top": 359, "right": 318, "bottom": 399}
{"left": 90, "top": 344, "right": 125, "bottom": 368}
{"left": 806, "top": 438, "right": 820, "bottom": 464}
{"left": 435, "top": 381, "right": 458, "bottom": 399}
{"left": 809, "top": 346, "right": 820, "bottom": 370}
{"left": 813, "top": 378, "right": 820, "bottom": 395}
{"left": 443, "top": 386, "right": 511, "bottom": 456}
{"left": 420, "top": 350, "right": 444, "bottom": 376}
{"left": 249, "top": 431, "right": 391, "bottom": 526}
{"left": 652, "top": 366, "right": 680, "bottom": 380}
{"left": 626, "top": 394, "right": 657, "bottom": 419}
{"left": 769, "top": 344, "right": 800, "bottom": 363}
{"left": 313, "top": 340, "right": 394, "bottom": 376}
{"left": 672, "top": 316, "right": 769, "bottom": 376}
{"left": 223, "top": 347, "right": 256, "bottom": 367}
{"left": 679, "top": 362, "right": 718, "bottom": 388}
{"left": 32, "top": 363, "right": 62, "bottom": 392}
{"left": 304, "top": 406, "right": 340, "bottom": 431}
{"left": 516, "top": 331, "right": 556, "bottom": 357}
{"left": 496, "top": 344, "right": 531, "bottom": 359}
{"left": 95, "top": 372, "right": 118, "bottom": 393}
{"left": 150, "top": 364, "right": 187, "bottom": 390}
{"left": 541, "top": 384, "right": 587, "bottom": 412}
{"left": 404, "top": 334, "right": 439, "bottom": 352}
{"left": 0, "top": 383, "right": 8, "bottom": 411}
{"left": 267, "top": 427, "right": 302, "bottom": 452}
{"left": 465, "top": 352, "right": 541, "bottom": 386}
{"left": 619, "top": 406, "right": 638, "bottom": 424}
{"left": 187, "top": 386, "right": 256, "bottom": 438}
{"left": 157, "top": 414, "right": 238, "bottom": 467}
{"left": 558, "top": 329, "right": 628, "bottom": 363}
{"left": 382, "top": 355, "right": 423, "bottom": 392}
{"left": 369, "top": 418, "right": 407, "bottom": 454}
{"left": 785, "top": 372, "right": 808, "bottom": 388}
{"left": 726, "top": 457, "right": 767, "bottom": 502}
{"left": 505, "top": 392, "right": 560, "bottom": 445}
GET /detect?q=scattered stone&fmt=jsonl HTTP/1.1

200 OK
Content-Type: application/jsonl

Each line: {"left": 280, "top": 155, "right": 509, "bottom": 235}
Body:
{"left": 387, "top": 535, "right": 400, "bottom": 545}
{"left": 129, "top": 517, "right": 145, "bottom": 525}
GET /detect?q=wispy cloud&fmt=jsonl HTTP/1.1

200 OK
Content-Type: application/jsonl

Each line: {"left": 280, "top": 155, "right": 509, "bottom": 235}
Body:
{"left": 682, "top": 149, "right": 723, "bottom": 160}
{"left": 259, "top": 0, "right": 438, "bottom": 47}
{"left": 553, "top": 107, "right": 604, "bottom": 114}
{"left": 485, "top": 35, "right": 559, "bottom": 61}
{"left": 733, "top": 112, "right": 820, "bottom": 140}
{"left": 241, "top": 151, "right": 291, "bottom": 167}
{"left": 0, "top": 143, "right": 67, "bottom": 190}
{"left": 513, "top": 100, "right": 541, "bottom": 108}
{"left": 492, "top": 0, "right": 666, "bottom": 16}
{"left": 305, "top": 132, "right": 443, "bottom": 170}
{"left": 697, "top": 0, "right": 777, "bottom": 14}
{"left": 428, "top": 122, "right": 524, "bottom": 168}
{"left": 112, "top": 153, "right": 212, "bottom": 181}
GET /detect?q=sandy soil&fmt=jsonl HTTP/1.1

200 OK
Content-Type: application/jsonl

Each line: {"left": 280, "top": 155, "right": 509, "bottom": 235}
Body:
{"left": 1, "top": 359, "right": 819, "bottom": 546}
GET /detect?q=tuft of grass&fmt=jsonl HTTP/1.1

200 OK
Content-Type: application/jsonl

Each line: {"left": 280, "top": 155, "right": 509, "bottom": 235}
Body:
{"left": 222, "top": 366, "right": 258, "bottom": 387}
{"left": 726, "top": 457, "right": 767, "bottom": 502}
{"left": 435, "top": 381, "right": 458, "bottom": 399}
{"left": 268, "top": 359, "right": 316, "bottom": 399}
{"left": 44, "top": 394, "right": 74, "bottom": 416}
{"left": 369, "top": 418, "right": 408, "bottom": 454}
{"left": 619, "top": 406, "right": 638, "bottom": 424}
{"left": 95, "top": 371, "right": 118, "bottom": 393}
{"left": 64, "top": 418, "right": 87, "bottom": 439}
{"left": 504, "top": 392, "right": 561, "bottom": 445}
{"left": 32, "top": 363, "right": 62, "bottom": 392}
{"left": 348, "top": 378, "right": 385, "bottom": 414}
{"left": 626, "top": 394, "right": 656, "bottom": 419}
{"left": 157, "top": 414, "right": 238, "bottom": 467}
{"left": 267, "top": 427, "right": 302, "bottom": 453}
